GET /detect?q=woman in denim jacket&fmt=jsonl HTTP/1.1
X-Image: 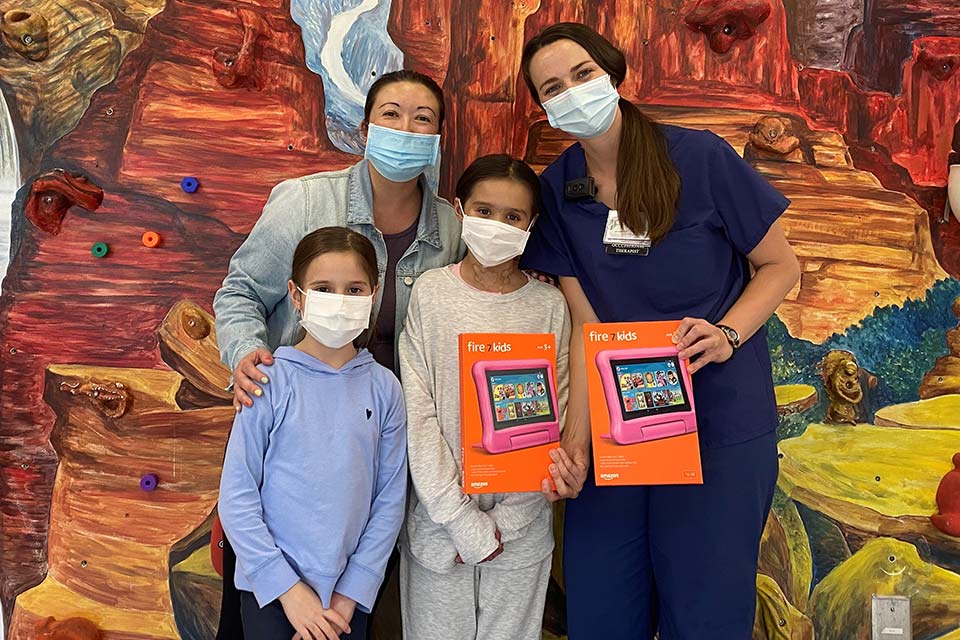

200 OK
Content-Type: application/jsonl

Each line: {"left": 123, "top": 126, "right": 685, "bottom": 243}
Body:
{"left": 212, "top": 69, "right": 463, "bottom": 639}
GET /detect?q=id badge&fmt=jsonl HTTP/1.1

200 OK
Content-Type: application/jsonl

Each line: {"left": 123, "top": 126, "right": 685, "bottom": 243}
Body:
{"left": 603, "top": 209, "right": 650, "bottom": 256}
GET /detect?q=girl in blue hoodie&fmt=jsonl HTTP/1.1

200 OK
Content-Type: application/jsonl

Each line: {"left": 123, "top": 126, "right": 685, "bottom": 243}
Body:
{"left": 218, "top": 227, "right": 407, "bottom": 640}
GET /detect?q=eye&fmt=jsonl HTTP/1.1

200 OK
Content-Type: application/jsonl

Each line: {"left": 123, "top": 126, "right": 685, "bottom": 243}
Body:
{"left": 382, "top": 110, "right": 398, "bottom": 118}
{"left": 348, "top": 287, "right": 363, "bottom": 295}
{"left": 543, "top": 83, "right": 562, "bottom": 97}
{"left": 576, "top": 67, "right": 595, "bottom": 80}
{"left": 415, "top": 114, "right": 433, "bottom": 123}
{"left": 314, "top": 286, "right": 329, "bottom": 293}
{"left": 477, "top": 207, "right": 491, "bottom": 216}
{"left": 507, "top": 213, "right": 522, "bottom": 222}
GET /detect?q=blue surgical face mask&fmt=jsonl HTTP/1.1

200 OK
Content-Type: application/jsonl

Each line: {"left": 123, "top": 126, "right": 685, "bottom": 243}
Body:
{"left": 364, "top": 123, "right": 441, "bottom": 183}
{"left": 542, "top": 74, "right": 621, "bottom": 139}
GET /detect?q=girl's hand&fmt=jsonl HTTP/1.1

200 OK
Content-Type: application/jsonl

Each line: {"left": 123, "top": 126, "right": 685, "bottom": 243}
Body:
{"left": 329, "top": 593, "right": 356, "bottom": 628}
{"left": 233, "top": 347, "right": 274, "bottom": 412}
{"left": 280, "top": 581, "right": 350, "bottom": 640}
{"left": 454, "top": 528, "right": 503, "bottom": 564}
{"left": 673, "top": 318, "right": 734, "bottom": 374}
{"left": 542, "top": 445, "right": 589, "bottom": 502}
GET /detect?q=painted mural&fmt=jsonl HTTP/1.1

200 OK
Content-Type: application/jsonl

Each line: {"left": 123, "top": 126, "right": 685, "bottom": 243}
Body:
{"left": 0, "top": 0, "right": 958, "bottom": 639}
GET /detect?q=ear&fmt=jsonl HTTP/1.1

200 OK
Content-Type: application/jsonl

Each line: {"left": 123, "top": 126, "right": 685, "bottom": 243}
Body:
{"left": 288, "top": 280, "right": 303, "bottom": 313}
{"left": 454, "top": 198, "right": 464, "bottom": 221}
{"left": 360, "top": 120, "right": 369, "bottom": 145}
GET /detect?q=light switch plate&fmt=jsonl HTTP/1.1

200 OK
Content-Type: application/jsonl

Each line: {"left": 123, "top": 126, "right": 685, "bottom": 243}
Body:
{"left": 872, "top": 595, "right": 912, "bottom": 640}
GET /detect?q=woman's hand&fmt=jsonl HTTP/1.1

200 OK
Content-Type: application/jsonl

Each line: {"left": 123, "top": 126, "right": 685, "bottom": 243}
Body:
{"left": 523, "top": 269, "right": 558, "bottom": 287}
{"left": 542, "top": 445, "right": 589, "bottom": 502}
{"left": 280, "top": 581, "right": 350, "bottom": 640}
{"left": 673, "top": 318, "right": 733, "bottom": 374}
{"left": 233, "top": 347, "right": 274, "bottom": 412}
{"left": 455, "top": 528, "right": 503, "bottom": 564}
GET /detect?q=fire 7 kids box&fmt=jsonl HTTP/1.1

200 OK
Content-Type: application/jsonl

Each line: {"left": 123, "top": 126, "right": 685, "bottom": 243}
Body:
{"left": 460, "top": 333, "right": 561, "bottom": 494}
{"left": 584, "top": 321, "right": 702, "bottom": 486}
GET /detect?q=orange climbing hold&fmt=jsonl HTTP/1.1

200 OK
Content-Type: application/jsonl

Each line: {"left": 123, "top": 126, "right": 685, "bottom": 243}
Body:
{"left": 141, "top": 231, "right": 161, "bottom": 248}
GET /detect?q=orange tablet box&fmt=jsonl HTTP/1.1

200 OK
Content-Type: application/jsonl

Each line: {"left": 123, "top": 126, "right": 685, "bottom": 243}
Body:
{"left": 584, "top": 321, "right": 702, "bottom": 486}
{"left": 460, "top": 333, "right": 560, "bottom": 494}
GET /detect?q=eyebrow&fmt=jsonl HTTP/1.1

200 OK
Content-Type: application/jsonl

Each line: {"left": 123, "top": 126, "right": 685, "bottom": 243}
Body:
{"left": 307, "top": 280, "right": 369, "bottom": 287}
{"left": 378, "top": 102, "right": 438, "bottom": 116}
{"left": 472, "top": 201, "right": 529, "bottom": 216}
{"left": 538, "top": 60, "right": 593, "bottom": 92}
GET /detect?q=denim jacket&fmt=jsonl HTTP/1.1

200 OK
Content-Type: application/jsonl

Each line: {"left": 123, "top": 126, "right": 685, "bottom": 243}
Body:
{"left": 213, "top": 159, "right": 464, "bottom": 372}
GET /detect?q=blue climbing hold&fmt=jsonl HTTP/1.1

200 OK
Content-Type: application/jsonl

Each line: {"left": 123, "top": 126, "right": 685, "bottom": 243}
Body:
{"left": 180, "top": 176, "right": 199, "bottom": 193}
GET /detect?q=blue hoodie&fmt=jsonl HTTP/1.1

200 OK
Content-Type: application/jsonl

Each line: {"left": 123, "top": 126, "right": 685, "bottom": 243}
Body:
{"left": 218, "top": 346, "right": 407, "bottom": 611}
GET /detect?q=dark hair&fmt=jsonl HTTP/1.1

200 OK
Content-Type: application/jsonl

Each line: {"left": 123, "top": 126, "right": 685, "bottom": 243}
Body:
{"left": 363, "top": 70, "right": 445, "bottom": 128}
{"left": 521, "top": 23, "right": 681, "bottom": 243}
{"left": 291, "top": 227, "right": 379, "bottom": 289}
{"left": 455, "top": 154, "right": 541, "bottom": 215}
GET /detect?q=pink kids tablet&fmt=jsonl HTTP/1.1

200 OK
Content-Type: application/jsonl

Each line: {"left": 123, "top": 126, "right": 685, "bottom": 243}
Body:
{"left": 471, "top": 358, "right": 560, "bottom": 454}
{"left": 595, "top": 347, "right": 697, "bottom": 445}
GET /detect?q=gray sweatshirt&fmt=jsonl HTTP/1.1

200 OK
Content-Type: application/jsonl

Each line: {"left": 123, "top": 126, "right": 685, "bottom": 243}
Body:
{"left": 398, "top": 266, "right": 570, "bottom": 573}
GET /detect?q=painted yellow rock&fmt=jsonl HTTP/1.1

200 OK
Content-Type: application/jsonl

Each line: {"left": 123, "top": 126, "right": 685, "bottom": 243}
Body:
{"left": 808, "top": 538, "right": 960, "bottom": 640}
{"left": 778, "top": 424, "right": 960, "bottom": 559}
{"left": 754, "top": 573, "right": 814, "bottom": 640}
{"left": 768, "top": 489, "right": 813, "bottom": 610}
{"left": 874, "top": 395, "right": 960, "bottom": 430}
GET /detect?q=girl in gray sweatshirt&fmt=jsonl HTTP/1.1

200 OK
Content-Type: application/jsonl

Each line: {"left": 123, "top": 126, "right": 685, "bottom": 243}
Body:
{"left": 398, "top": 155, "right": 570, "bottom": 640}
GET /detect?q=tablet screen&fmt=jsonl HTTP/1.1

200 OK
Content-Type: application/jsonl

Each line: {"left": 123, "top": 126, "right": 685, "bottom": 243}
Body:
{"left": 610, "top": 356, "right": 691, "bottom": 420}
{"left": 486, "top": 367, "right": 556, "bottom": 430}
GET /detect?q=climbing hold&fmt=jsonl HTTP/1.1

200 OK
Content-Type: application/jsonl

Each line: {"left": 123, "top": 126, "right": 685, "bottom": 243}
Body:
{"left": 141, "top": 231, "right": 161, "bottom": 248}
{"left": 918, "top": 47, "right": 960, "bottom": 82}
{"left": 91, "top": 242, "right": 109, "bottom": 258}
{"left": 212, "top": 7, "right": 266, "bottom": 90}
{"left": 140, "top": 473, "right": 159, "bottom": 491}
{"left": 25, "top": 169, "right": 104, "bottom": 235}
{"left": 211, "top": 514, "right": 225, "bottom": 577}
{"left": 180, "top": 177, "right": 199, "bottom": 193}
{"left": 931, "top": 452, "right": 960, "bottom": 537}
{"left": 683, "top": 0, "right": 772, "bottom": 55}
{"left": 0, "top": 10, "right": 49, "bottom": 61}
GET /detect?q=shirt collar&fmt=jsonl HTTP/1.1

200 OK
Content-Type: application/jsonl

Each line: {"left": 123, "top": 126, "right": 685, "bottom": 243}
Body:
{"left": 347, "top": 159, "right": 443, "bottom": 249}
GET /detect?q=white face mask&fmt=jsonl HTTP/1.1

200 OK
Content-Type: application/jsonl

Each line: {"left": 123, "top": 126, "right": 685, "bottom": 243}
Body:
{"left": 458, "top": 201, "right": 533, "bottom": 268}
{"left": 542, "top": 74, "right": 621, "bottom": 139}
{"left": 297, "top": 288, "right": 373, "bottom": 349}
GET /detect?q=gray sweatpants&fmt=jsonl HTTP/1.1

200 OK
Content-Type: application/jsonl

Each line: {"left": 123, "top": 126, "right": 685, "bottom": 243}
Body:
{"left": 400, "top": 550, "right": 551, "bottom": 640}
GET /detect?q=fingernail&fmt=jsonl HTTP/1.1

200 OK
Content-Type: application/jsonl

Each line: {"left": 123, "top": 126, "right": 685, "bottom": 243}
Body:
{"left": 254, "top": 388, "right": 263, "bottom": 397}
{"left": 549, "top": 449, "right": 559, "bottom": 460}
{"left": 261, "top": 377, "right": 269, "bottom": 384}
{"left": 550, "top": 464, "right": 558, "bottom": 473}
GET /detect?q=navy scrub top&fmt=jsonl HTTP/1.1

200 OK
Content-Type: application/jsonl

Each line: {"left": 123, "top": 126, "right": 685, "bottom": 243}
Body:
{"left": 521, "top": 125, "right": 791, "bottom": 448}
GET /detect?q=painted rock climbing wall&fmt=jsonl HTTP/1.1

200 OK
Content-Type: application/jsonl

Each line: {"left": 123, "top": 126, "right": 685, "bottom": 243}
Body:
{"left": 0, "top": 0, "right": 959, "bottom": 639}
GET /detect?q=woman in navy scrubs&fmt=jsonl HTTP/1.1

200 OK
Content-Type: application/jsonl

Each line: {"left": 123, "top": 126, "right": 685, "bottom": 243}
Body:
{"left": 521, "top": 23, "right": 801, "bottom": 639}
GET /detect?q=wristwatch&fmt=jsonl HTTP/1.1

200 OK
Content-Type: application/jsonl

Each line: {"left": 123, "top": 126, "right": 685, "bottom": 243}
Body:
{"left": 716, "top": 324, "right": 741, "bottom": 352}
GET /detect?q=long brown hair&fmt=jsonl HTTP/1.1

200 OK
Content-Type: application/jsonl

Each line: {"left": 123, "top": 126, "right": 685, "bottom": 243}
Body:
{"left": 521, "top": 23, "right": 681, "bottom": 243}
{"left": 291, "top": 227, "right": 379, "bottom": 289}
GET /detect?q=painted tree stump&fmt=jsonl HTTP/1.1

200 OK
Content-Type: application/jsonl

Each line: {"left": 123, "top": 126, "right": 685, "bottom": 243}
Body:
{"left": 778, "top": 423, "right": 960, "bottom": 566}
{"left": 874, "top": 395, "right": 960, "bottom": 429}
{"left": 775, "top": 384, "right": 818, "bottom": 416}
{"left": 157, "top": 301, "right": 231, "bottom": 405}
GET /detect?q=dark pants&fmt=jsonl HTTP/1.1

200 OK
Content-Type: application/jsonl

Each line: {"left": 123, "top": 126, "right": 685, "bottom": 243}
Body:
{"left": 563, "top": 430, "right": 779, "bottom": 640}
{"left": 216, "top": 534, "right": 243, "bottom": 640}
{"left": 217, "top": 533, "right": 399, "bottom": 639}
{"left": 240, "top": 591, "right": 369, "bottom": 640}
